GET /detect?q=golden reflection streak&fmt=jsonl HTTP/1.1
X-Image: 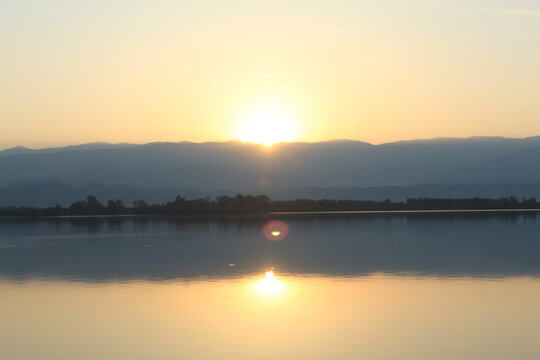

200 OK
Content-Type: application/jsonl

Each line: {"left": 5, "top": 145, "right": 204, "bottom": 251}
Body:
{"left": 254, "top": 270, "right": 285, "bottom": 297}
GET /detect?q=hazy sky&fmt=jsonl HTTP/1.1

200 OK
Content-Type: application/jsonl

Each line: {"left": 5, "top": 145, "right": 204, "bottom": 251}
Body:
{"left": 2, "top": 0, "right": 540, "bottom": 148}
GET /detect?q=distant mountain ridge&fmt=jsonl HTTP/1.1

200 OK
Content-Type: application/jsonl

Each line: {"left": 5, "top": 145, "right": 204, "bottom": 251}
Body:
{"left": 1, "top": 136, "right": 540, "bottom": 206}
{"left": 0, "top": 142, "right": 136, "bottom": 156}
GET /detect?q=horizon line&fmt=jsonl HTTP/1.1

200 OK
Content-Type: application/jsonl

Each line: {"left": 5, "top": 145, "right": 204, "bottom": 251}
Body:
{"left": 2, "top": 134, "right": 540, "bottom": 152}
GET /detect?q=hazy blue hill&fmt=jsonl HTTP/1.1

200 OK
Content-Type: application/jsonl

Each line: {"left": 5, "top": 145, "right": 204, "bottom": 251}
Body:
{"left": 0, "top": 146, "right": 33, "bottom": 156}
{"left": 0, "top": 142, "right": 136, "bottom": 157}
{"left": 0, "top": 181, "right": 206, "bottom": 207}
{"left": 1, "top": 137, "right": 540, "bottom": 206}
{"left": 269, "top": 183, "right": 540, "bottom": 201}
{"left": 435, "top": 145, "right": 540, "bottom": 184}
{"left": 0, "top": 182, "right": 80, "bottom": 207}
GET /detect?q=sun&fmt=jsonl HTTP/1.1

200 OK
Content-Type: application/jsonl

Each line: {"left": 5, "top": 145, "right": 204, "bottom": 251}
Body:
{"left": 235, "top": 102, "right": 299, "bottom": 146}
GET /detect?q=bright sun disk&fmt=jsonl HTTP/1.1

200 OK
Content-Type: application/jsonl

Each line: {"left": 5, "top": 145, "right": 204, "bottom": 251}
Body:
{"left": 236, "top": 103, "right": 299, "bottom": 146}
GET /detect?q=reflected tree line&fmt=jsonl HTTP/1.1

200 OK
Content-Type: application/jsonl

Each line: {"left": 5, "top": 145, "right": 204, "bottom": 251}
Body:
{"left": 0, "top": 194, "right": 539, "bottom": 217}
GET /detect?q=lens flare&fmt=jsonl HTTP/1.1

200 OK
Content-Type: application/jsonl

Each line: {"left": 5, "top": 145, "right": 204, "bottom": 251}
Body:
{"left": 262, "top": 221, "right": 289, "bottom": 241}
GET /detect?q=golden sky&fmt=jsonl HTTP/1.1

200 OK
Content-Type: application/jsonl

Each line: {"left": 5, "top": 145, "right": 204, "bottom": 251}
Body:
{"left": 1, "top": 0, "right": 540, "bottom": 148}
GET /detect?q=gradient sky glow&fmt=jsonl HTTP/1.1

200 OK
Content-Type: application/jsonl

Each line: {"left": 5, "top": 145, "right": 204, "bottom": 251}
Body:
{"left": 2, "top": 0, "right": 540, "bottom": 148}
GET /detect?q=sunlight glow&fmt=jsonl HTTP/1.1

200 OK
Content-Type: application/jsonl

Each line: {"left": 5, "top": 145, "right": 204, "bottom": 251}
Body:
{"left": 255, "top": 270, "right": 285, "bottom": 296}
{"left": 235, "top": 103, "right": 299, "bottom": 146}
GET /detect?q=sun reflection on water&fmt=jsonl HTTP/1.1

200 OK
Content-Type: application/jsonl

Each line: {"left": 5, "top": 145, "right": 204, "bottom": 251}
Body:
{"left": 254, "top": 270, "right": 285, "bottom": 297}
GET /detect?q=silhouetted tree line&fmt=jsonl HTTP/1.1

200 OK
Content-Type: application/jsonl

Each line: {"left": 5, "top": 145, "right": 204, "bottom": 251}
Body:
{"left": 0, "top": 195, "right": 538, "bottom": 217}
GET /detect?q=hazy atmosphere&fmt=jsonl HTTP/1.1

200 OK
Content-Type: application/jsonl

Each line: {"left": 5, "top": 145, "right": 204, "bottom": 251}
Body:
{"left": 2, "top": 2, "right": 540, "bottom": 359}
{"left": 2, "top": 0, "right": 540, "bottom": 149}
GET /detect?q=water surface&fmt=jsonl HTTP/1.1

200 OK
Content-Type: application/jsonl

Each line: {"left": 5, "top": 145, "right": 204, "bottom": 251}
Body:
{"left": 1, "top": 214, "right": 539, "bottom": 359}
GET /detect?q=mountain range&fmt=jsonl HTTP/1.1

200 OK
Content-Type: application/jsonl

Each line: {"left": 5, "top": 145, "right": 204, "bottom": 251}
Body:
{"left": 1, "top": 136, "right": 540, "bottom": 206}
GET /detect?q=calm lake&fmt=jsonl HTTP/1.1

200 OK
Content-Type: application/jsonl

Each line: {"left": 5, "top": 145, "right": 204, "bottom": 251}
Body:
{"left": 1, "top": 214, "right": 539, "bottom": 359}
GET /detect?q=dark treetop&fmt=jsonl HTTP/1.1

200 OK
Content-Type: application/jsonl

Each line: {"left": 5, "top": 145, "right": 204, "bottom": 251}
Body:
{"left": 0, "top": 194, "right": 538, "bottom": 217}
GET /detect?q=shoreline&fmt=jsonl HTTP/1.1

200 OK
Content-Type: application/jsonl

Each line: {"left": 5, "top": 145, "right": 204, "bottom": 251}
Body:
{"left": 269, "top": 208, "right": 540, "bottom": 215}
{"left": 1, "top": 208, "right": 540, "bottom": 220}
